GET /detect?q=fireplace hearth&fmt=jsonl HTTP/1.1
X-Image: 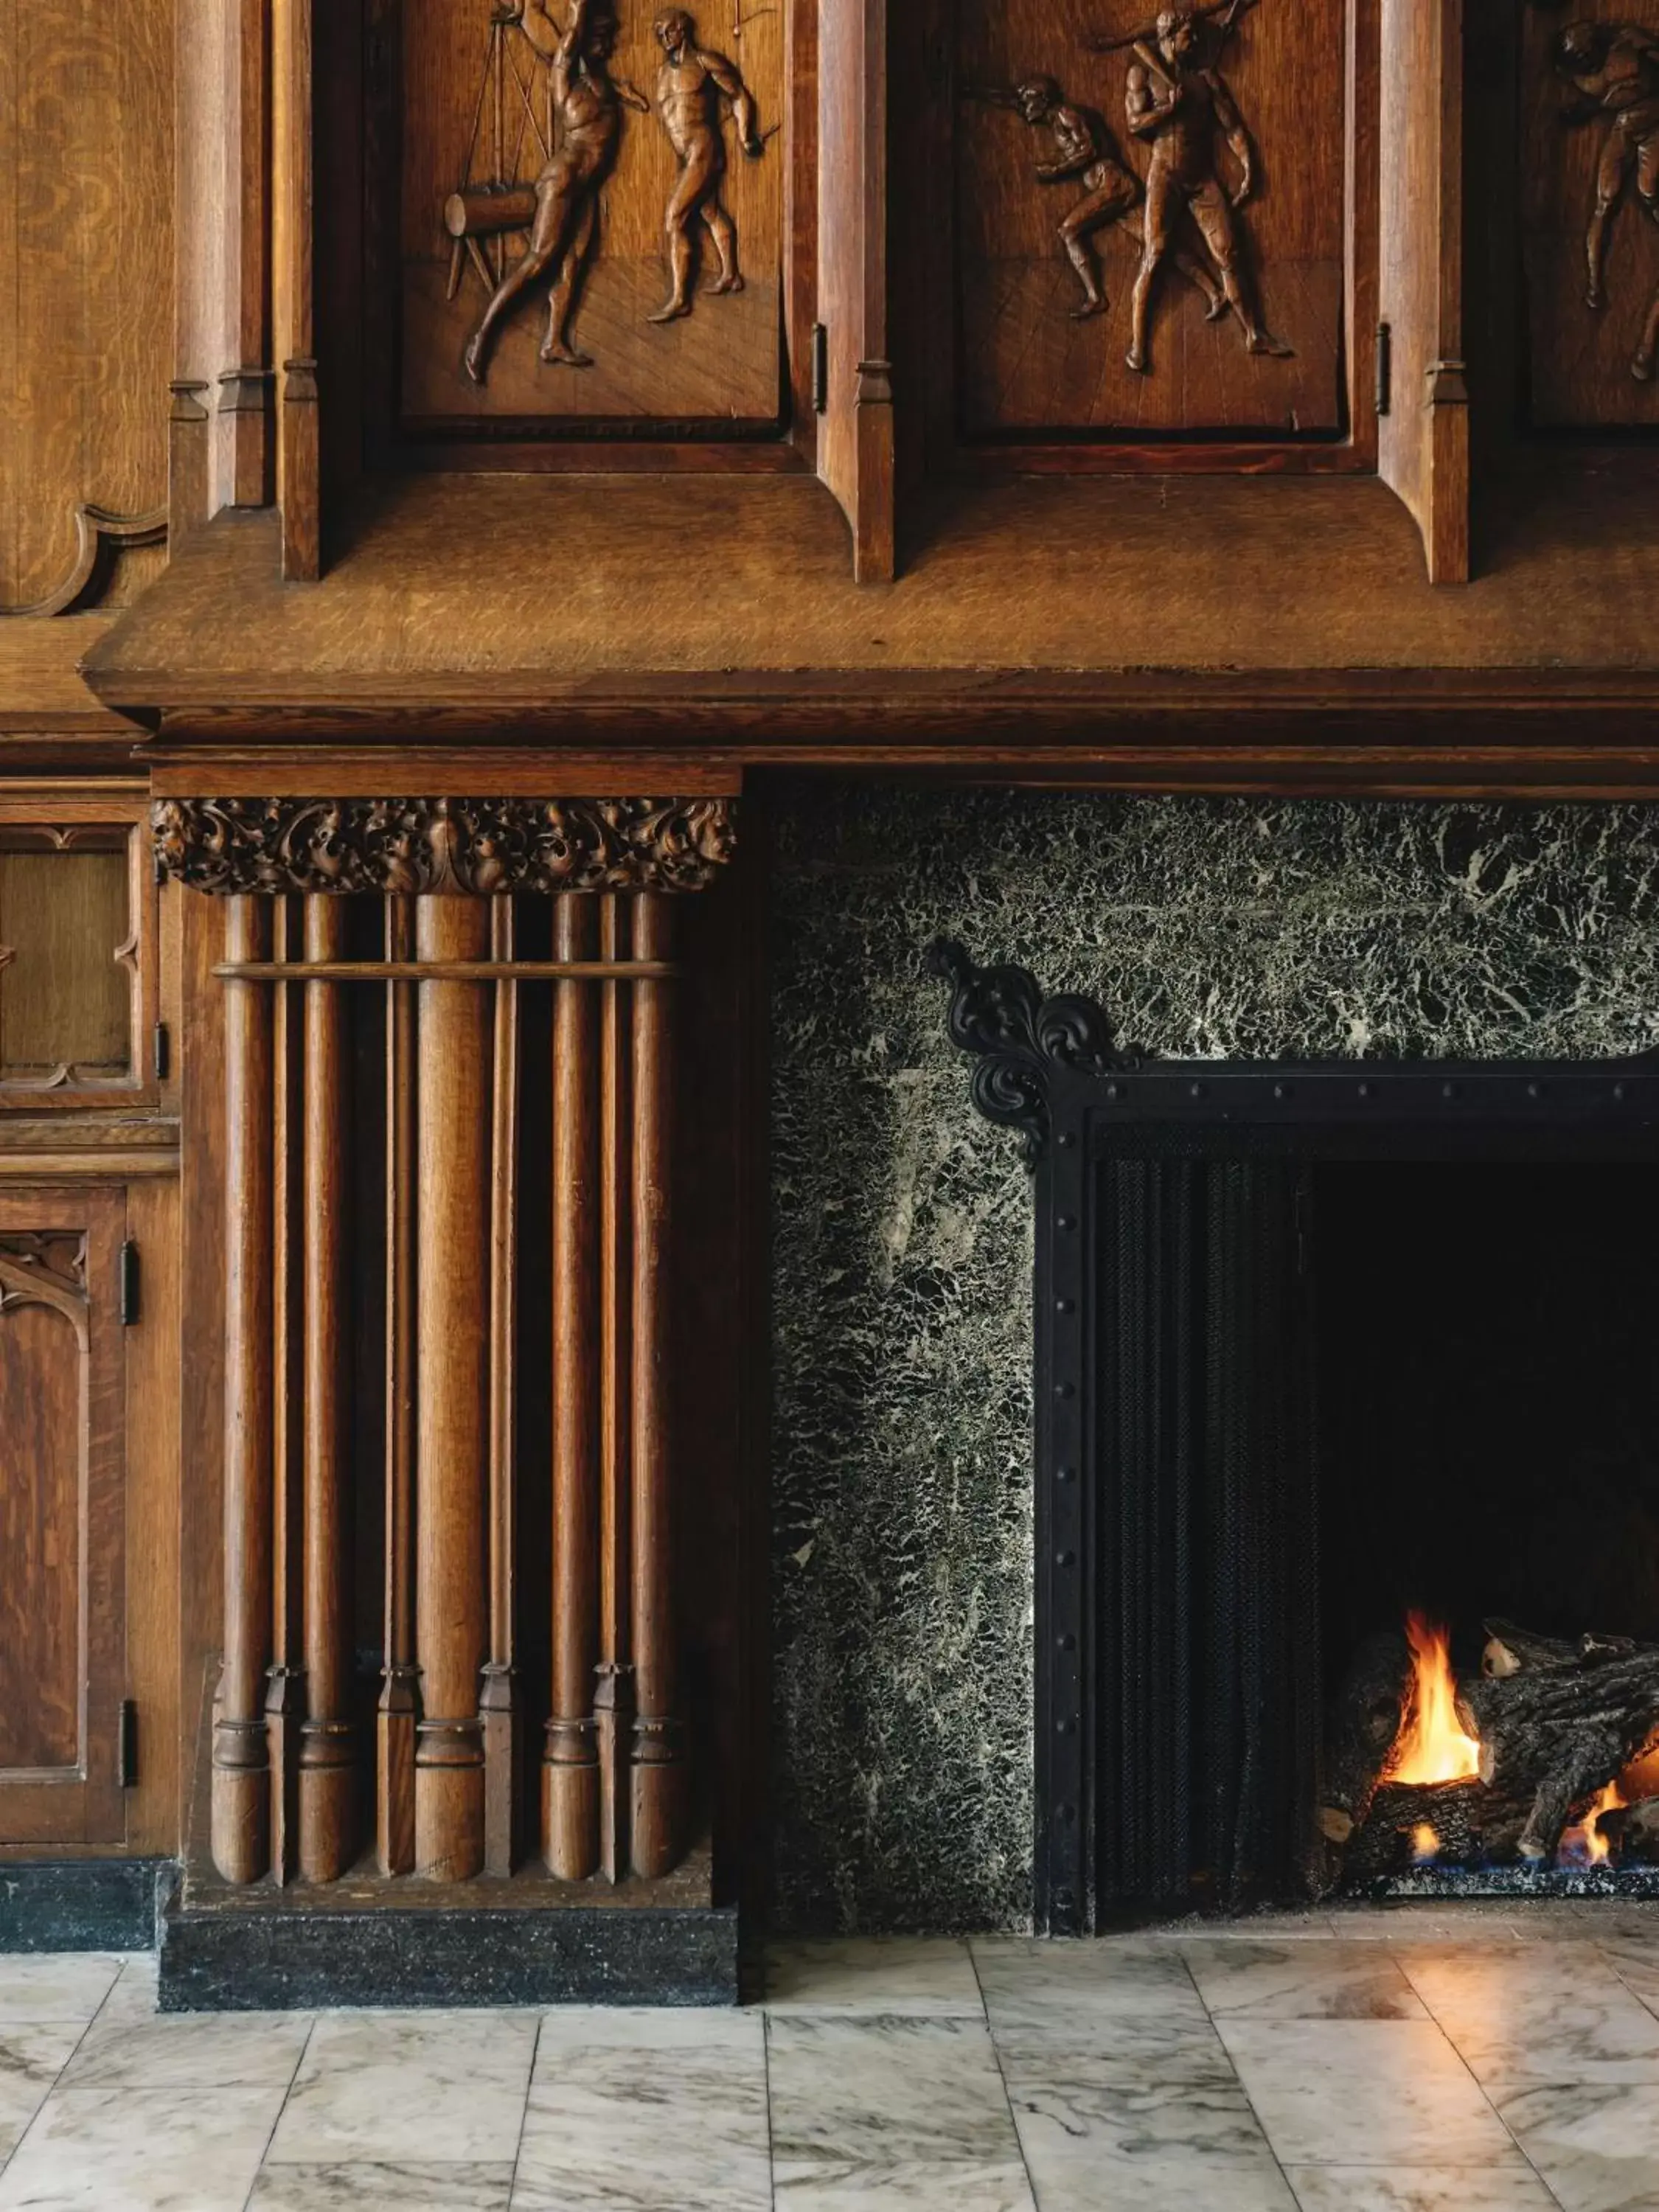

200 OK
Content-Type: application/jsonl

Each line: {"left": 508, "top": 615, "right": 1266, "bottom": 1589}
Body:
{"left": 933, "top": 939, "right": 1659, "bottom": 1932}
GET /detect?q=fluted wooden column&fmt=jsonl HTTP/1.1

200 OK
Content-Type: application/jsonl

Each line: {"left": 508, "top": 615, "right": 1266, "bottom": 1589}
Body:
{"left": 544, "top": 895, "right": 602, "bottom": 1877}
{"left": 630, "top": 893, "right": 686, "bottom": 1877}
{"left": 214, "top": 895, "right": 274, "bottom": 1885}
{"left": 414, "top": 896, "right": 491, "bottom": 1881}
{"left": 299, "top": 897, "right": 355, "bottom": 1880}
{"left": 481, "top": 898, "right": 520, "bottom": 1877}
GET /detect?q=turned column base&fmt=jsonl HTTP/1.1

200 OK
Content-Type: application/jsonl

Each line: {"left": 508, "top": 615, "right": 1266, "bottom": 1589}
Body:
{"left": 299, "top": 1722, "right": 358, "bottom": 1884}
{"left": 542, "top": 1717, "right": 600, "bottom": 1881}
{"left": 414, "top": 1717, "right": 486, "bottom": 1881}
{"left": 630, "top": 1716, "right": 688, "bottom": 1880}
{"left": 211, "top": 1717, "right": 271, "bottom": 1886}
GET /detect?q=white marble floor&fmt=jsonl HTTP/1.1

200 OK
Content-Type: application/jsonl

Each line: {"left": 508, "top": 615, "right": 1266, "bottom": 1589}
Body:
{"left": 4, "top": 1907, "right": 1659, "bottom": 2208}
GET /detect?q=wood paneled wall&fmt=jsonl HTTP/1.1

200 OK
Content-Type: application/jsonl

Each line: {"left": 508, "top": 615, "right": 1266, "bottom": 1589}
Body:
{"left": 0, "top": 0, "right": 173, "bottom": 613}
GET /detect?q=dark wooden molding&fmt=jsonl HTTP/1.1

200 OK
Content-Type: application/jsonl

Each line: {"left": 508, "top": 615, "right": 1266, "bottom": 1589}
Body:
{"left": 150, "top": 797, "right": 740, "bottom": 897}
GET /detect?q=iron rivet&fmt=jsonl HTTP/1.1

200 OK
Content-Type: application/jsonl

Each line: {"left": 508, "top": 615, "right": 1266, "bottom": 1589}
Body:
{"left": 1057, "top": 1548, "right": 1076, "bottom": 1568}
{"left": 1057, "top": 1464, "right": 1077, "bottom": 1482}
{"left": 1615, "top": 1083, "right": 1628, "bottom": 1102}
{"left": 1054, "top": 1889, "right": 1074, "bottom": 1909}
{"left": 1055, "top": 1381, "right": 1076, "bottom": 1400}
{"left": 1060, "top": 1804, "right": 1077, "bottom": 1823}
{"left": 1057, "top": 1214, "right": 1077, "bottom": 1231}
{"left": 1357, "top": 1082, "right": 1371, "bottom": 1099}
{"left": 1528, "top": 1081, "right": 1543, "bottom": 1100}
{"left": 1059, "top": 1716, "right": 1078, "bottom": 1735}
{"left": 1057, "top": 1130, "right": 1076, "bottom": 1148}
{"left": 1442, "top": 1082, "right": 1457, "bottom": 1101}
{"left": 1189, "top": 1082, "right": 1204, "bottom": 1100}
{"left": 1105, "top": 1083, "right": 1121, "bottom": 1102}
{"left": 1058, "top": 1632, "right": 1077, "bottom": 1652}
{"left": 1056, "top": 1298, "right": 1075, "bottom": 1315}
{"left": 1273, "top": 1083, "right": 1288, "bottom": 1101}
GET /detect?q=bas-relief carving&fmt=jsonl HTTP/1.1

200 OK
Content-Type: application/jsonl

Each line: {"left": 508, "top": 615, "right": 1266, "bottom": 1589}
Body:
{"left": 0, "top": 506, "right": 167, "bottom": 621}
{"left": 150, "top": 796, "right": 738, "bottom": 897}
{"left": 955, "top": 0, "right": 1336, "bottom": 437}
{"left": 443, "top": 0, "right": 768, "bottom": 389}
{"left": 1554, "top": 18, "right": 1659, "bottom": 381}
{"left": 0, "top": 1234, "right": 90, "bottom": 1319}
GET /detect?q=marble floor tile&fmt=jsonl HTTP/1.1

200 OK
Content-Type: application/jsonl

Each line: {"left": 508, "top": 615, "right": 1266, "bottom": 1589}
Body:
{"left": 1015, "top": 2147, "right": 1299, "bottom": 2212}
{"left": 767, "top": 2015, "right": 1021, "bottom": 2169}
{"left": 1324, "top": 1909, "right": 1528, "bottom": 1946}
{"left": 0, "top": 1956, "right": 125, "bottom": 2024}
{"left": 1006, "top": 2048, "right": 1280, "bottom": 2166}
{"left": 1147, "top": 1912, "right": 1338, "bottom": 1942}
{"left": 774, "top": 2150, "right": 1035, "bottom": 2203}
{"left": 970, "top": 1935, "right": 1206, "bottom": 2045}
{"left": 0, "top": 2025, "right": 85, "bottom": 2168}
{"left": 92, "top": 1957, "right": 159, "bottom": 2022}
{"left": 1217, "top": 2019, "right": 1520, "bottom": 2168}
{"left": 1494, "top": 2079, "right": 1659, "bottom": 2212}
{"left": 265, "top": 2009, "right": 537, "bottom": 2166}
{"left": 514, "top": 2041, "right": 770, "bottom": 2212}
{"left": 765, "top": 1938, "right": 985, "bottom": 2016}
{"left": 249, "top": 2159, "right": 516, "bottom": 2210}
{"left": 61, "top": 2003, "right": 311, "bottom": 2090}
{"left": 1181, "top": 1940, "right": 1429, "bottom": 2020}
{"left": 1399, "top": 1944, "right": 1659, "bottom": 2084}
{"left": 1600, "top": 1936, "right": 1659, "bottom": 2017}
{"left": 1284, "top": 2170, "right": 1560, "bottom": 2211}
{"left": 772, "top": 2156, "right": 1037, "bottom": 2210}
{"left": 0, "top": 2081, "right": 287, "bottom": 2211}
{"left": 535, "top": 2004, "right": 763, "bottom": 2053}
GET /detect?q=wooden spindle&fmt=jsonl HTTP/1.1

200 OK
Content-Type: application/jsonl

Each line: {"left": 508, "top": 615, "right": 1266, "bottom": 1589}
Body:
{"left": 267, "top": 899, "right": 305, "bottom": 1883}
{"left": 414, "top": 896, "right": 491, "bottom": 1882}
{"left": 299, "top": 896, "right": 355, "bottom": 1881}
{"left": 378, "top": 895, "right": 418, "bottom": 1876}
{"left": 544, "top": 894, "right": 601, "bottom": 1879}
{"left": 481, "top": 897, "right": 520, "bottom": 1877}
{"left": 213, "top": 895, "right": 274, "bottom": 1885}
{"left": 596, "top": 893, "right": 633, "bottom": 1882}
{"left": 630, "top": 892, "right": 686, "bottom": 1878}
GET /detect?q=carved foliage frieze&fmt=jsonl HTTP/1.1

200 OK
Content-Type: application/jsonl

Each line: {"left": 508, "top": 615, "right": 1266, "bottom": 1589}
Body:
{"left": 150, "top": 797, "right": 739, "bottom": 897}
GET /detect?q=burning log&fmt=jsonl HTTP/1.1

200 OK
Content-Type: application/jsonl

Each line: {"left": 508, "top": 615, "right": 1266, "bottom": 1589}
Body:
{"left": 1343, "top": 1775, "right": 1535, "bottom": 1882}
{"left": 1456, "top": 1619, "right": 1659, "bottom": 1863}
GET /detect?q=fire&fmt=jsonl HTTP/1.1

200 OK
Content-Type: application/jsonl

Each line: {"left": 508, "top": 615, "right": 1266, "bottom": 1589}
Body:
{"left": 1562, "top": 1778, "right": 1627, "bottom": 1868}
{"left": 1387, "top": 1613, "right": 1482, "bottom": 1786}
{"left": 1410, "top": 1822, "right": 1441, "bottom": 1864}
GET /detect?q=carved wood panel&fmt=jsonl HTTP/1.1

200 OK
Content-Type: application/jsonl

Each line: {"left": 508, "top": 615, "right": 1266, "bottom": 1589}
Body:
{"left": 935, "top": 0, "right": 1357, "bottom": 447}
{"left": 0, "top": 1191, "right": 126, "bottom": 1846}
{"left": 1523, "top": 1, "right": 1659, "bottom": 425}
{"left": 383, "top": 0, "right": 788, "bottom": 437}
{"left": 0, "top": 0, "right": 172, "bottom": 613}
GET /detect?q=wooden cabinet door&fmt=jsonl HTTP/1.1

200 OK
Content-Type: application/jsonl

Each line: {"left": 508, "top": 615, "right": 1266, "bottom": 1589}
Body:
{"left": 0, "top": 1189, "right": 127, "bottom": 1845}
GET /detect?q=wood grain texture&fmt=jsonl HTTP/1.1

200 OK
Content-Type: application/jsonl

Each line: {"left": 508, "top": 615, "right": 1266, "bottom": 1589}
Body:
{"left": 481, "top": 894, "right": 519, "bottom": 1879}
{"left": 0, "top": 0, "right": 173, "bottom": 609}
{"left": 818, "top": 0, "right": 891, "bottom": 577}
{"left": 413, "top": 895, "right": 490, "bottom": 1882}
{"left": 378, "top": 893, "right": 419, "bottom": 1877}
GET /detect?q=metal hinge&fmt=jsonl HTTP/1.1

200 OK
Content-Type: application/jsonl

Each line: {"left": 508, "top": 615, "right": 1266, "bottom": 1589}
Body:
{"left": 153, "top": 1023, "right": 170, "bottom": 1082}
{"left": 119, "top": 1241, "right": 140, "bottom": 1326}
{"left": 1375, "top": 321, "right": 1392, "bottom": 418}
{"left": 117, "top": 1700, "right": 138, "bottom": 1788}
{"left": 812, "top": 323, "right": 829, "bottom": 414}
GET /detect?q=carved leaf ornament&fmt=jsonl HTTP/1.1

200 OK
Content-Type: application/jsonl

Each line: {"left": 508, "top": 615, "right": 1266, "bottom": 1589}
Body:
{"left": 151, "top": 798, "right": 739, "bottom": 897}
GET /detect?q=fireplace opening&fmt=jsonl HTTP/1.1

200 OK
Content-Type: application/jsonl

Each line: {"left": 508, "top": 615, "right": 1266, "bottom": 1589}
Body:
{"left": 928, "top": 940, "right": 1659, "bottom": 1932}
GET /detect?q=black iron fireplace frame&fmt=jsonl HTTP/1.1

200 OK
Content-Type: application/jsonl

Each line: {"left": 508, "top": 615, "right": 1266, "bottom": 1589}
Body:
{"left": 930, "top": 939, "right": 1659, "bottom": 1935}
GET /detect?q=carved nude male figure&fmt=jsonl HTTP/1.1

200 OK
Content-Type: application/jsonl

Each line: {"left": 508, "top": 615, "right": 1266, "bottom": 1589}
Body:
{"left": 1554, "top": 19, "right": 1659, "bottom": 380}
{"left": 648, "top": 9, "right": 764, "bottom": 324}
{"left": 1119, "top": 7, "right": 1290, "bottom": 373}
{"left": 1012, "top": 74, "right": 1224, "bottom": 321}
{"left": 462, "top": 0, "right": 630, "bottom": 383}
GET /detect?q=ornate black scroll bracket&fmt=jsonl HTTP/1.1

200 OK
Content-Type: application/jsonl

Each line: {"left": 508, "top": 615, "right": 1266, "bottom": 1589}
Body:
{"left": 926, "top": 938, "right": 1140, "bottom": 1164}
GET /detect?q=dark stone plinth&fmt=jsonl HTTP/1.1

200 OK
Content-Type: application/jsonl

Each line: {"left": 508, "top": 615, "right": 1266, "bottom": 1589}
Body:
{"left": 0, "top": 1860, "right": 172, "bottom": 1952}
{"left": 1356, "top": 1865, "right": 1659, "bottom": 1902}
{"left": 158, "top": 1895, "right": 740, "bottom": 2011}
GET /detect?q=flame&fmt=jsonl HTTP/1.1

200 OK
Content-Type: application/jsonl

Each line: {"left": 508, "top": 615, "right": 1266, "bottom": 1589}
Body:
{"left": 1562, "top": 1778, "right": 1627, "bottom": 1868}
{"left": 1387, "top": 1613, "right": 1482, "bottom": 1786}
{"left": 1410, "top": 1822, "right": 1441, "bottom": 1864}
